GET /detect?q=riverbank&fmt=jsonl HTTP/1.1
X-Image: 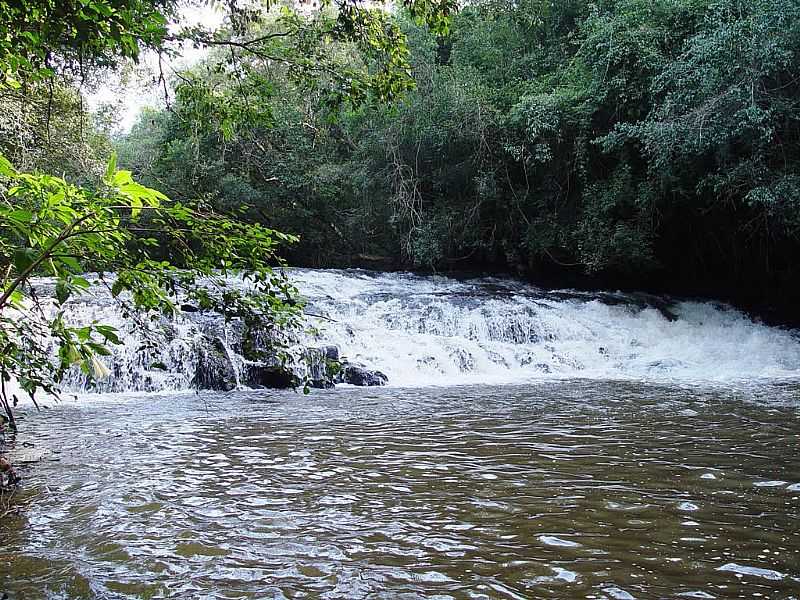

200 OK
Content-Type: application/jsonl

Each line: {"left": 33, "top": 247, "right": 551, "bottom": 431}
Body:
{"left": 0, "top": 432, "right": 20, "bottom": 522}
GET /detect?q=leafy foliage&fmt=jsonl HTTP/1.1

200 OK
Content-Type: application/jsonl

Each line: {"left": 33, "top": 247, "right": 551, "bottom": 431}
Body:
{"left": 0, "top": 153, "right": 299, "bottom": 426}
{"left": 126, "top": 0, "right": 800, "bottom": 317}
{"left": 0, "top": 0, "right": 175, "bottom": 86}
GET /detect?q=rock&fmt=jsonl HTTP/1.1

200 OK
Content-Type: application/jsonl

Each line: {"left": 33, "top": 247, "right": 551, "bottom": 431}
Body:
{"left": 449, "top": 348, "right": 475, "bottom": 372}
{"left": 243, "top": 363, "right": 297, "bottom": 389}
{"left": 340, "top": 364, "right": 388, "bottom": 386}
{"left": 303, "top": 346, "right": 340, "bottom": 389}
{"left": 194, "top": 336, "right": 237, "bottom": 391}
{"left": 0, "top": 456, "right": 20, "bottom": 488}
{"left": 240, "top": 318, "right": 274, "bottom": 361}
{"left": 646, "top": 358, "right": 684, "bottom": 371}
{"left": 417, "top": 356, "right": 438, "bottom": 369}
{"left": 486, "top": 351, "right": 510, "bottom": 369}
{"left": 321, "top": 345, "right": 340, "bottom": 361}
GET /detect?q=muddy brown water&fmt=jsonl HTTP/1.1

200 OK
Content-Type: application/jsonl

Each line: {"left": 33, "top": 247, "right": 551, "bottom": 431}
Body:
{"left": 1, "top": 380, "right": 799, "bottom": 599}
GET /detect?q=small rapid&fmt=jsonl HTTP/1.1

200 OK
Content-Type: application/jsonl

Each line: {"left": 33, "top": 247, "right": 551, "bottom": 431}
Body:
{"left": 50, "top": 269, "right": 800, "bottom": 392}
{"left": 298, "top": 270, "right": 800, "bottom": 386}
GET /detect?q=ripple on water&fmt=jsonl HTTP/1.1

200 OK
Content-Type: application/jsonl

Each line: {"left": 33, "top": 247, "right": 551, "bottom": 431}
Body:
{"left": 716, "top": 563, "right": 786, "bottom": 581}
{"left": 1, "top": 380, "right": 799, "bottom": 598}
{"left": 538, "top": 535, "right": 583, "bottom": 548}
{"left": 602, "top": 586, "right": 637, "bottom": 599}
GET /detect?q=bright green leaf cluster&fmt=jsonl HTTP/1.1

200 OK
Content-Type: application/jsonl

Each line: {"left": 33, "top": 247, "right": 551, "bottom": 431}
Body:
{"left": 0, "top": 151, "right": 299, "bottom": 416}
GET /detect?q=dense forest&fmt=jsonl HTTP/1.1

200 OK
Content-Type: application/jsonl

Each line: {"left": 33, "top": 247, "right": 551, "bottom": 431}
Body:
{"left": 0, "top": 0, "right": 456, "bottom": 429}
{"left": 2, "top": 0, "right": 800, "bottom": 324}
{"left": 112, "top": 0, "right": 800, "bottom": 322}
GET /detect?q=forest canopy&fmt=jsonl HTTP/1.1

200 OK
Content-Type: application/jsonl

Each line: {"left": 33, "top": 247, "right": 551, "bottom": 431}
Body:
{"left": 117, "top": 0, "right": 800, "bottom": 321}
{"left": 3, "top": 0, "right": 800, "bottom": 425}
{"left": 0, "top": 0, "right": 454, "bottom": 423}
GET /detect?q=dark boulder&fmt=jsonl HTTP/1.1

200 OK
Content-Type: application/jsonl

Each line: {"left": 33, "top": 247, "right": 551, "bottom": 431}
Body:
{"left": 243, "top": 363, "right": 297, "bottom": 389}
{"left": 340, "top": 364, "right": 388, "bottom": 386}
{"left": 194, "top": 336, "right": 237, "bottom": 391}
{"left": 321, "top": 345, "right": 340, "bottom": 361}
{"left": 303, "top": 346, "right": 341, "bottom": 388}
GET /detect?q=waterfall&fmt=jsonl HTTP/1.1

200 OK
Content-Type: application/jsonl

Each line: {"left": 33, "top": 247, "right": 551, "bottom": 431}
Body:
{"left": 295, "top": 270, "right": 800, "bottom": 386}
{"left": 45, "top": 269, "right": 800, "bottom": 392}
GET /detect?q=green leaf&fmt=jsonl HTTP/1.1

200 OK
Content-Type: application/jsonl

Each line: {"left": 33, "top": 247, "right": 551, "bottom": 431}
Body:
{"left": 7, "top": 209, "right": 34, "bottom": 224}
{"left": 112, "top": 170, "right": 133, "bottom": 186}
{"left": 55, "top": 279, "right": 71, "bottom": 305}
{"left": 87, "top": 343, "right": 112, "bottom": 356}
{"left": 105, "top": 152, "right": 118, "bottom": 183}
{"left": 111, "top": 279, "right": 125, "bottom": 297}
{"left": 12, "top": 248, "right": 38, "bottom": 273}
{"left": 0, "top": 153, "right": 16, "bottom": 177}
{"left": 72, "top": 276, "right": 90, "bottom": 290}
{"left": 95, "top": 325, "right": 121, "bottom": 345}
{"left": 60, "top": 256, "right": 82, "bottom": 272}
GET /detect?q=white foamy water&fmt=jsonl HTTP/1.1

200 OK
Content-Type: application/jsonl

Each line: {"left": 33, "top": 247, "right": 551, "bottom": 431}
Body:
{"left": 295, "top": 269, "right": 800, "bottom": 387}
{"left": 32, "top": 269, "right": 800, "bottom": 392}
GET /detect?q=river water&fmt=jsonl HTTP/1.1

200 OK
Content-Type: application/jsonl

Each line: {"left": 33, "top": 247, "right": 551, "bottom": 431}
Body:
{"left": 1, "top": 271, "right": 800, "bottom": 598}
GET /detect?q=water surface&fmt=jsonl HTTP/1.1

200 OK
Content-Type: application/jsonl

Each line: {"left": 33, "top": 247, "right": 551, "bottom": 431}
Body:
{"left": 2, "top": 381, "right": 799, "bottom": 598}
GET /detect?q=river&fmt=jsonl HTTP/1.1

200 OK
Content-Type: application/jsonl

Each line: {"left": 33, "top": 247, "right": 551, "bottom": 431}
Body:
{"left": 1, "top": 270, "right": 799, "bottom": 598}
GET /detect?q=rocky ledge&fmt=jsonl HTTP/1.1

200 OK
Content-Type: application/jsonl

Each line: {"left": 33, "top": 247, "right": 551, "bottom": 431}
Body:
{"left": 194, "top": 336, "right": 388, "bottom": 391}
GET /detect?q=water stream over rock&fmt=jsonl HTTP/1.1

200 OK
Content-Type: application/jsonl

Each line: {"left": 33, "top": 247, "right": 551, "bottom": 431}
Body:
{"left": 2, "top": 270, "right": 799, "bottom": 598}
{"left": 49, "top": 269, "right": 800, "bottom": 392}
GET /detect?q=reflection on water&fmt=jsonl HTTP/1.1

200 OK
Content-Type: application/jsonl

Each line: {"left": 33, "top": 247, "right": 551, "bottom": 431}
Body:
{"left": 1, "top": 380, "right": 799, "bottom": 599}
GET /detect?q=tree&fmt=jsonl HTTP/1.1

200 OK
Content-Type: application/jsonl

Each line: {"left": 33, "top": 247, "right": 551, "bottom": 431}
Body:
{"left": 0, "top": 83, "right": 114, "bottom": 183}
{"left": 0, "top": 151, "right": 300, "bottom": 429}
{"left": 0, "top": 0, "right": 455, "bottom": 430}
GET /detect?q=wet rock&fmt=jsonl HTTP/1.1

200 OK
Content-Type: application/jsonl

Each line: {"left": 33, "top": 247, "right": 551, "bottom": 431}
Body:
{"left": 486, "top": 351, "right": 510, "bottom": 369}
{"left": 240, "top": 318, "right": 275, "bottom": 361}
{"left": 243, "top": 363, "right": 297, "bottom": 389}
{"left": 417, "top": 356, "right": 438, "bottom": 369}
{"left": 449, "top": 348, "right": 475, "bottom": 372}
{"left": 339, "top": 364, "right": 388, "bottom": 386}
{"left": 629, "top": 292, "right": 679, "bottom": 322}
{"left": 310, "top": 378, "right": 335, "bottom": 389}
{"left": 646, "top": 358, "right": 684, "bottom": 371}
{"left": 321, "top": 345, "right": 340, "bottom": 361}
{"left": 194, "top": 336, "right": 237, "bottom": 391}
{"left": 0, "top": 456, "right": 20, "bottom": 488}
{"left": 303, "top": 346, "right": 340, "bottom": 389}
{"left": 552, "top": 353, "right": 583, "bottom": 370}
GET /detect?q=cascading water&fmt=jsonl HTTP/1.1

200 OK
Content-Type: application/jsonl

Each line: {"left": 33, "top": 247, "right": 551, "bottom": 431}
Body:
{"left": 50, "top": 269, "right": 800, "bottom": 392}
{"left": 297, "top": 270, "right": 800, "bottom": 386}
